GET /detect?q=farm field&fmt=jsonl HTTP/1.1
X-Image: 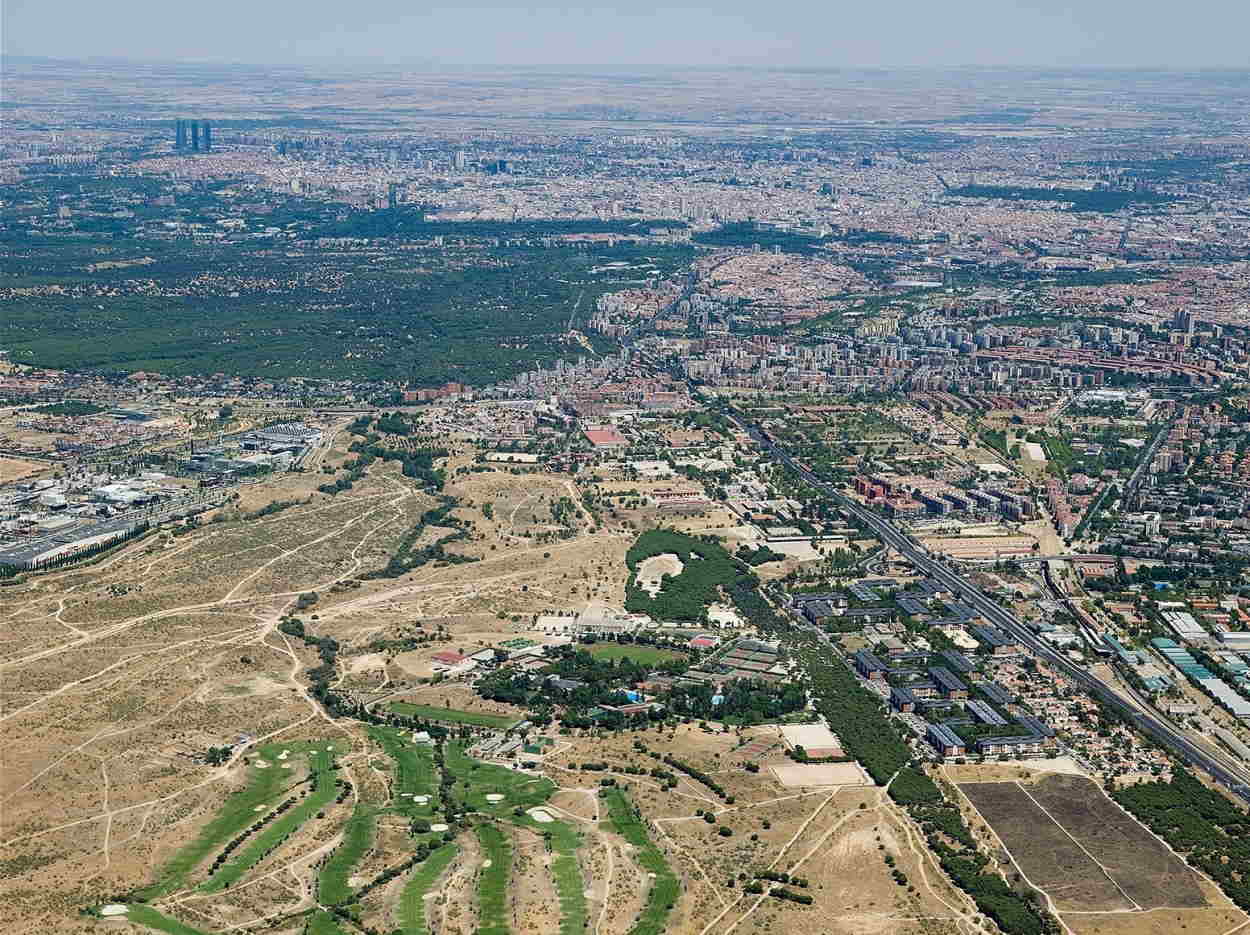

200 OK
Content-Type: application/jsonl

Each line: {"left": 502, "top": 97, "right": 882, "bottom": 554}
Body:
{"left": 959, "top": 781, "right": 1133, "bottom": 913}
{"left": 1023, "top": 773, "right": 1205, "bottom": 909}
{"left": 958, "top": 774, "right": 1243, "bottom": 935}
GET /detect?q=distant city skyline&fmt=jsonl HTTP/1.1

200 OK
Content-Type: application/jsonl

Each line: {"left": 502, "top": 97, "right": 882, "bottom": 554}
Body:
{"left": 5, "top": 0, "right": 1250, "bottom": 69}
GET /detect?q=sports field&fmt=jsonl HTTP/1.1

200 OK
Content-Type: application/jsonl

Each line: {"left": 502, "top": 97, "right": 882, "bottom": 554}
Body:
{"left": 579, "top": 642, "right": 687, "bottom": 665}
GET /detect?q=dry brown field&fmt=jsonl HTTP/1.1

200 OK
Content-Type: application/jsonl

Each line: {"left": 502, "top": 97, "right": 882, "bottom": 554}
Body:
{"left": 954, "top": 770, "right": 1246, "bottom": 935}
{"left": 0, "top": 455, "right": 47, "bottom": 483}
{"left": 0, "top": 434, "right": 650, "bottom": 932}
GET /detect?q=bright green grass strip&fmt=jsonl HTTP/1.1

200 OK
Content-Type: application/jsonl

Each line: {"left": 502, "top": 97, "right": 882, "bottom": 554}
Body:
{"left": 445, "top": 741, "right": 555, "bottom": 813}
{"left": 306, "top": 909, "right": 347, "bottom": 934}
{"left": 475, "top": 823, "right": 513, "bottom": 935}
{"left": 125, "top": 905, "right": 209, "bottom": 935}
{"left": 135, "top": 742, "right": 311, "bottom": 900}
{"left": 369, "top": 725, "right": 438, "bottom": 816}
{"left": 399, "top": 842, "right": 459, "bottom": 935}
{"left": 319, "top": 804, "right": 376, "bottom": 906}
{"left": 603, "top": 788, "right": 679, "bottom": 935}
{"left": 512, "top": 815, "right": 586, "bottom": 935}
{"left": 390, "top": 702, "right": 519, "bottom": 729}
{"left": 200, "top": 747, "right": 338, "bottom": 893}
{"left": 578, "top": 643, "right": 686, "bottom": 665}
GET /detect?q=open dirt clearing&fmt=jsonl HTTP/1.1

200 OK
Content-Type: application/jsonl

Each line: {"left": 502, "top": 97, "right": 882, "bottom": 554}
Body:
{"left": 770, "top": 762, "right": 869, "bottom": 788}
{"left": 636, "top": 552, "right": 683, "bottom": 596}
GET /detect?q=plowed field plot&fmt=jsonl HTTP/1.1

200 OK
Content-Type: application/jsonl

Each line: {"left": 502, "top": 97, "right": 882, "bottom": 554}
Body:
{"left": 961, "top": 777, "right": 1207, "bottom": 916}
{"left": 1025, "top": 773, "right": 1205, "bottom": 909}
{"left": 959, "top": 781, "right": 1133, "bottom": 912}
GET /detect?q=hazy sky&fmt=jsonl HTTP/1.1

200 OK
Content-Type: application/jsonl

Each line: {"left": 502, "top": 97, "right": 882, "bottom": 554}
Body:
{"left": 5, "top": 0, "right": 1250, "bottom": 68}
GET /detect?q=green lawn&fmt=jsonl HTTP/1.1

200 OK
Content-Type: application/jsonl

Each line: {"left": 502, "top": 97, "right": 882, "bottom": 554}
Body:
{"left": 399, "top": 842, "right": 459, "bottom": 935}
{"left": 445, "top": 741, "right": 555, "bottom": 813}
{"left": 135, "top": 741, "right": 317, "bottom": 899}
{"left": 390, "top": 702, "right": 519, "bottom": 729}
{"left": 603, "top": 788, "right": 679, "bottom": 935}
{"left": 369, "top": 726, "right": 439, "bottom": 815}
{"left": 306, "top": 910, "right": 348, "bottom": 934}
{"left": 579, "top": 643, "right": 686, "bottom": 665}
{"left": 201, "top": 745, "right": 340, "bottom": 892}
{"left": 475, "top": 823, "right": 513, "bottom": 935}
{"left": 125, "top": 905, "right": 209, "bottom": 935}
{"left": 319, "top": 804, "right": 375, "bottom": 906}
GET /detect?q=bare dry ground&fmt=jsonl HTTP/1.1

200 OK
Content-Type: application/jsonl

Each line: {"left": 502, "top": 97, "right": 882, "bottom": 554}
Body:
{"left": 0, "top": 454, "right": 46, "bottom": 483}
{"left": 0, "top": 440, "right": 646, "bottom": 932}
{"left": 0, "top": 453, "right": 423, "bottom": 930}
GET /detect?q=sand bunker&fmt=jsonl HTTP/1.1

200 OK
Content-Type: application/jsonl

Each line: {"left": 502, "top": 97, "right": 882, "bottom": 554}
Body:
{"left": 253, "top": 805, "right": 267, "bottom": 812}
{"left": 430, "top": 823, "right": 449, "bottom": 832}
{"left": 528, "top": 808, "right": 555, "bottom": 823}
{"left": 254, "top": 761, "right": 270, "bottom": 769}
{"left": 482, "top": 860, "right": 492, "bottom": 868}
{"left": 485, "top": 793, "right": 505, "bottom": 802}
{"left": 413, "top": 795, "right": 430, "bottom": 804}
{"left": 100, "top": 905, "right": 128, "bottom": 917}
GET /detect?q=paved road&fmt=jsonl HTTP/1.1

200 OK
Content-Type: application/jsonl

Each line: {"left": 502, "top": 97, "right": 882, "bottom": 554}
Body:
{"left": 743, "top": 420, "right": 1250, "bottom": 805}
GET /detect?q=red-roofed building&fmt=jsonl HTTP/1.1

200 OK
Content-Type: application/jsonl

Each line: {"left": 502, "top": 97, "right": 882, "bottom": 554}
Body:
{"left": 584, "top": 426, "right": 628, "bottom": 449}
{"left": 431, "top": 650, "right": 467, "bottom": 666}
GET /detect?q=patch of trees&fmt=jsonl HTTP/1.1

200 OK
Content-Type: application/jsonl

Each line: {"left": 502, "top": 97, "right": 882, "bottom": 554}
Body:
{"left": 932, "top": 845, "right": 1054, "bottom": 935}
{"left": 652, "top": 752, "right": 727, "bottom": 800}
{"left": 736, "top": 544, "right": 786, "bottom": 566}
{"left": 757, "top": 870, "right": 808, "bottom": 887}
{"left": 359, "top": 496, "right": 477, "bottom": 580}
{"left": 349, "top": 441, "right": 448, "bottom": 491}
{"left": 794, "top": 639, "right": 912, "bottom": 785}
{"left": 624, "top": 528, "right": 753, "bottom": 621}
{"left": 947, "top": 184, "right": 1175, "bottom": 213}
{"left": 1113, "top": 768, "right": 1250, "bottom": 912}
{"left": 242, "top": 498, "right": 302, "bottom": 521}
{"left": 769, "top": 887, "right": 814, "bottom": 905}
{"left": 664, "top": 676, "right": 804, "bottom": 724}
{"left": 32, "top": 400, "right": 104, "bottom": 416}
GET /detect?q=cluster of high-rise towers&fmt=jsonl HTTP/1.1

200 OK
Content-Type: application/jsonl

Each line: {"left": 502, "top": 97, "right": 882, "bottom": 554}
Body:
{"left": 174, "top": 119, "right": 212, "bottom": 153}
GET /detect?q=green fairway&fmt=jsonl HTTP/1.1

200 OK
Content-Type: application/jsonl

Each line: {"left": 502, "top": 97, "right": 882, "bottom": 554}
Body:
{"left": 125, "top": 905, "right": 209, "bottom": 935}
{"left": 319, "top": 804, "right": 376, "bottom": 906}
{"left": 399, "top": 842, "right": 459, "bottom": 935}
{"left": 603, "top": 788, "right": 679, "bottom": 935}
{"left": 390, "top": 702, "right": 519, "bottom": 729}
{"left": 369, "top": 726, "right": 439, "bottom": 815}
{"left": 475, "top": 823, "right": 513, "bottom": 935}
{"left": 201, "top": 745, "right": 340, "bottom": 892}
{"left": 445, "top": 741, "right": 555, "bottom": 812}
{"left": 306, "top": 909, "right": 348, "bottom": 934}
{"left": 579, "top": 642, "right": 686, "bottom": 665}
{"left": 135, "top": 741, "right": 316, "bottom": 900}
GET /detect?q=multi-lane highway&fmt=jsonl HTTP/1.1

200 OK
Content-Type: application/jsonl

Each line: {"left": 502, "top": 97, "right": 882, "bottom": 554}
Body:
{"left": 745, "top": 421, "right": 1250, "bottom": 804}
